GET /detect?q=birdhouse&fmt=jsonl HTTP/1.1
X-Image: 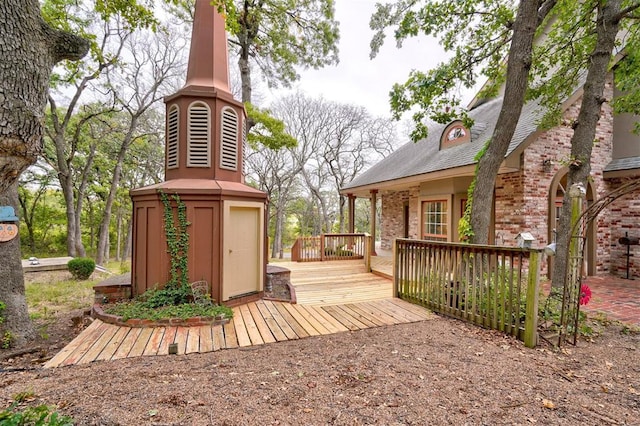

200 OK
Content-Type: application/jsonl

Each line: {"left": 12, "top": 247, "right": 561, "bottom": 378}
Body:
{"left": 516, "top": 232, "right": 536, "bottom": 249}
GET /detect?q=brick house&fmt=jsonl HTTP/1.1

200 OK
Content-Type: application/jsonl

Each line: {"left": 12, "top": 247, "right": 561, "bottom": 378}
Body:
{"left": 341, "top": 76, "right": 640, "bottom": 279}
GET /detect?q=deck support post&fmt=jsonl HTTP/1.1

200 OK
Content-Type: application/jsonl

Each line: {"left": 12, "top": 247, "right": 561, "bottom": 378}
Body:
{"left": 370, "top": 189, "right": 378, "bottom": 256}
{"left": 347, "top": 193, "right": 355, "bottom": 234}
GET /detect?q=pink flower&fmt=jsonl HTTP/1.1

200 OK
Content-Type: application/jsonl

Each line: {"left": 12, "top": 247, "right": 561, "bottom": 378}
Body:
{"left": 579, "top": 284, "right": 592, "bottom": 306}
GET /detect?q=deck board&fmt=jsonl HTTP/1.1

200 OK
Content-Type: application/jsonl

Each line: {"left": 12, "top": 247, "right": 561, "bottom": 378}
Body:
{"left": 231, "top": 310, "right": 252, "bottom": 347}
{"left": 262, "top": 301, "right": 299, "bottom": 340}
{"left": 280, "top": 303, "right": 320, "bottom": 336}
{"left": 323, "top": 305, "right": 368, "bottom": 330}
{"left": 185, "top": 326, "right": 201, "bottom": 354}
{"left": 198, "top": 325, "right": 213, "bottom": 353}
{"left": 96, "top": 326, "right": 131, "bottom": 361}
{"left": 77, "top": 324, "right": 120, "bottom": 364}
{"left": 46, "top": 260, "right": 436, "bottom": 368}
{"left": 212, "top": 325, "right": 225, "bottom": 351}
{"left": 61, "top": 322, "right": 112, "bottom": 366}
{"left": 44, "top": 320, "right": 103, "bottom": 368}
{"left": 143, "top": 327, "right": 166, "bottom": 356}
{"left": 112, "top": 327, "right": 142, "bottom": 360}
{"left": 239, "top": 304, "right": 264, "bottom": 345}
{"left": 249, "top": 302, "right": 278, "bottom": 343}
{"left": 173, "top": 327, "right": 189, "bottom": 355}
{"left": 128, "top": 327, "right": 154, "bottom": 358}
{"left": 223, "top": 320, "right": 239, "bottom": 349}
{"left": 158, "top": 327, "right": 178, "bottom": 355}
{"left": 272, "top": 302, "right": 310, "bottom": 338}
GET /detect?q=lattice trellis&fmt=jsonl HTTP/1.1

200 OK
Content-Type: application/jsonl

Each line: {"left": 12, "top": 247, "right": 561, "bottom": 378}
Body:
{"left": 553, "top": 178, "right": 640, "bottom": 346}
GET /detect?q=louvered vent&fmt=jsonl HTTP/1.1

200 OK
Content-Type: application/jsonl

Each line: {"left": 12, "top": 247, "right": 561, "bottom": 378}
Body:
{"left": 187, "top": 102, "right": 210, "bottom": 167}
{"left": 220, "top": 107, "right": 238, "bottom": 170}
{"left": 166, "top": 105, "right": 179, "bottom": 169}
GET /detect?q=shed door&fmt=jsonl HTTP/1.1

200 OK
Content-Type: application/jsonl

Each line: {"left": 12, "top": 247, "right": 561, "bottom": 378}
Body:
{"left": 223, "top": 204, "right": 263, "bottom": 301}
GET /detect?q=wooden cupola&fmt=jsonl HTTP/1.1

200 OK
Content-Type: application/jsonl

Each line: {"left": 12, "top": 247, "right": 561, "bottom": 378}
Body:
{"left": 163, "top": 0, "right": 247, "bottom": 184}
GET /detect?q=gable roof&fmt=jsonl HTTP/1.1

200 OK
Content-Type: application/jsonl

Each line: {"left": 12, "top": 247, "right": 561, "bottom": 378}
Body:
{"left": 342, "top": 97, "right": 544, "bottom": 193}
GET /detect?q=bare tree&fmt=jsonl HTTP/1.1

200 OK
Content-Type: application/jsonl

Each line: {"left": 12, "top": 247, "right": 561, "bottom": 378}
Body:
{"left": 245, "top": 147, "right": 302, "bottom": 258}
{"left": 46, "top": 16, "right": 132, "bottom": 257}
{"left": 274, "top": 93, "right": 396, "bottom": 232}
{"left": 95, "top": 27, "right": 186, "bottom": 265}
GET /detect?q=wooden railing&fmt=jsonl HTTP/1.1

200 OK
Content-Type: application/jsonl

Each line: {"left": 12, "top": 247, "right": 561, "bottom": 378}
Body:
{"left": 394, "top": 239, "right": 541, "bottom": 348}
{"left": 291, "top": 233, "right": 370, "bottom": 266}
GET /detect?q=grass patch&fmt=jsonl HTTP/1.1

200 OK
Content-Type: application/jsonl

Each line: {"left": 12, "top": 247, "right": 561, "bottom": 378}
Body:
{"left": 104, "top": 302, "right": 233, "bottom": 322}
{"left": 25, "top": 277, "right": 97, "bottom": 320}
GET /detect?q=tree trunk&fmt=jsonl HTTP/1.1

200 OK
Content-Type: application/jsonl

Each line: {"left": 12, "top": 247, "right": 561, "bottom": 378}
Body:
{"left": 96, "top": 119, "right": 138, "bottom": 265}
{"left": 0, "top": 0, "right": 88, "bottom": 346}
{"left": 551, "top": 0, "right": 622, "bottom": 288}
{"left": 0, "top": 183, "right": 36, "bottom": 346}
{"left": 121, "top": 218, "right": 133, "bottom": 262}
{"left": 116, "top": 207, "right": 122, "bottom": 261}
{"left": 470, "top": 0, "right": 546, "bottom": 244}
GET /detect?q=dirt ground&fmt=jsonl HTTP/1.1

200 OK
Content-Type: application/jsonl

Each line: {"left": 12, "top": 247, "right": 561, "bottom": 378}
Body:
{"left": 1, "top": 307, "right": 639, "bottom": 425}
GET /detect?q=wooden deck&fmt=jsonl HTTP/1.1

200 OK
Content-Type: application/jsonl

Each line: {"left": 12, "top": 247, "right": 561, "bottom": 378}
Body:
{"left": 44, "top": 298, "right": 433, "bottom": 368}
{"left": 284, "top": 260, "right": 394, "bottom": 305}
{"left": 44, "top": 260, "right": 432, "bottom": 368}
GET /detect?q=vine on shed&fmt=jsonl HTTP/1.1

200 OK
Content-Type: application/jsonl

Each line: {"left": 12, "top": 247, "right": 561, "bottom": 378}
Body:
{"left": 159, "top": 191, "right": 190, "bottom": 288}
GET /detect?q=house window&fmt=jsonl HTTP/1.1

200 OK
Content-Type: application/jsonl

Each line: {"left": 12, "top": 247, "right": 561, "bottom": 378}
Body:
{"left": 440, "top": 121, "right": 470, "bottom": 149}
{"left": 220, "top": 107, "right": 238, "bottom": 171}
{"left": 422, "top": 200, "right": 448, "bottom": 241}
{"left": 166, "top": 105, "right": 179, "bottom": 169}
{"left": 187, "top": 102, "right": 211, "bottom": 167}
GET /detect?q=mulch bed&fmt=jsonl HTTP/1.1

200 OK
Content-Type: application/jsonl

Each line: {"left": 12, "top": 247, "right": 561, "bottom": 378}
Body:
{"left": 1, "top": 307, "right": 638, "bottom": 425}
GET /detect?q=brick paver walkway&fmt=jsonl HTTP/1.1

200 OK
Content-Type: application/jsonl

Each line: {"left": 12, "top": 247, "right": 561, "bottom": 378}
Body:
{"left": 581, "top": 276, "right": 640, "bottom": 326}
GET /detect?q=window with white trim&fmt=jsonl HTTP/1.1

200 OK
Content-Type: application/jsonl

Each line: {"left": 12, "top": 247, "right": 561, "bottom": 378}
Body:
{"left": 421, "top": 199, "right": 448, "bottom": 241}
{"left": 187, "top": 102, "right": 210, "bottom": 167}
{"left": 166, "top": 105, "right": 179, "bottom": 169}
{"left": 440, "top": 121, "right": 470, "bottom": 149}
{"left": 220, "top": 107, "right": 238, "bottom": 170}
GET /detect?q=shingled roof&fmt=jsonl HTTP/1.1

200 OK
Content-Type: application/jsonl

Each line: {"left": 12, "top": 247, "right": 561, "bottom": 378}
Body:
{"left": 342, "top": 97, "right": 544, "bottom": 191}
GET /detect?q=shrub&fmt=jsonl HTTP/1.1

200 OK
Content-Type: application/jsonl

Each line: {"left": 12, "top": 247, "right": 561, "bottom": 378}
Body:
{"left": 67, "top": 257, "right": 96, "bottom": 280}
{"left": 0, "top": 402, "right": 73, "bottom": 425}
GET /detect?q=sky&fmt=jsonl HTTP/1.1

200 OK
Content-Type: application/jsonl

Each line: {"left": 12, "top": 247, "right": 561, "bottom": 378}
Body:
{"left": 264, "top": 0, "right": 451, "bottom": 119}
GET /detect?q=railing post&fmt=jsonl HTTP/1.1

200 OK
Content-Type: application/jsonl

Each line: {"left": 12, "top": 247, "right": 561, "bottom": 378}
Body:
{"left": 320, "top": 234, "right": 325, "bottom": 261}
{"left": 524, "top": 250, "right": 541, "bottom": 348}
{"left": 393, "top": 238, "right": 398, "bottom": 297}
{"left": 364, "top": 234, "right": 371, "bottom": 271}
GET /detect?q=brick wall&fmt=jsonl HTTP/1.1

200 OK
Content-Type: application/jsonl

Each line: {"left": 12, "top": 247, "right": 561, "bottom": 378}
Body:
{"left": 495, "top": 79, "right": 614, "bottom": 275}
{"left": 605, "top": 179, "right": 640, "bottom": 279}
{"left": 378, "top": 78, "right": 640, "bottom": 278}
{"left": 380, "top": 187, "right": 419, "bottom": 250}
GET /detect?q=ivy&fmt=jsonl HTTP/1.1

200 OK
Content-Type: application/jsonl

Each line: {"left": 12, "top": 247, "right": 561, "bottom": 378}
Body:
{"left": 458, "top": 140, "right": 490, "bottom": 241}
{"left": 159, "top": 191, "right": 190, "bottom": 289}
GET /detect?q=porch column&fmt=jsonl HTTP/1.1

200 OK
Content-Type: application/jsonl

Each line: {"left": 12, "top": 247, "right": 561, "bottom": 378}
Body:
{"left": 370, "top": 189, "right": 377, "bottom": 256}
{"left": 347, "top": 193, "right": 355, "bottom": 234}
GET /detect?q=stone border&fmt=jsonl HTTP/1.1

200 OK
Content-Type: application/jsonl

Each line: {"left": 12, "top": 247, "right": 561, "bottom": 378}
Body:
{"left": 91, "top": 304, "right": 230, "bottom": 328}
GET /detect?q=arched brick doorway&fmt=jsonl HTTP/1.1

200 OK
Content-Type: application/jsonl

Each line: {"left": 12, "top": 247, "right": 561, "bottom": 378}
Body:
{"left": 548, "top": 168, "right": 597, "bottom": 278}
